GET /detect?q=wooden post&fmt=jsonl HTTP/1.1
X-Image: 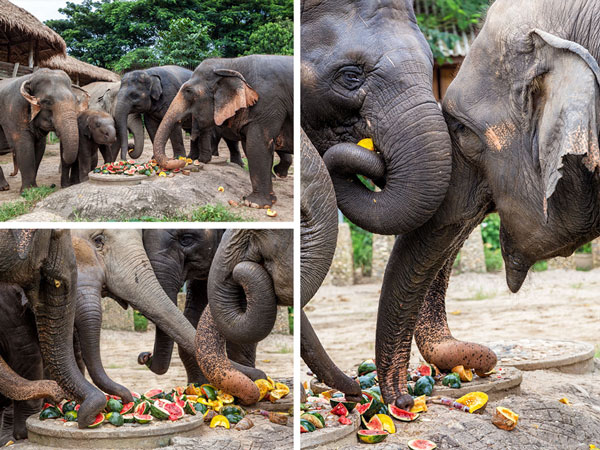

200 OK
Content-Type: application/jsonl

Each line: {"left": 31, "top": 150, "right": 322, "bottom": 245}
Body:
{"left": 12, "top": 63, "right": 19, "bottom": 78}
{"left": 28, "top": 40, "right": 34, "bottom": 68}
{"left": 76, "top": 74, "right": 80, "bottom": 86}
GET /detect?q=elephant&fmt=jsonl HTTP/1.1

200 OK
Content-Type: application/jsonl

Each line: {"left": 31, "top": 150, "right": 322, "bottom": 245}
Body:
{"left": 61, "top": 109, "right": 117, "bottom": 187}
{"left": 0, "top": 69, "right": 89, "bottom": 192}
{"left": 138, "top": 229, "right": 263, "bottom": 383}
{"left": 71, "top": 230, "right": 264, "bottom": 386}
{"left": 195, "top": 229, "right": 293, "bottom": 405}
{"left": 114, "top": 66, "right": 193, "bottom": 161}
{"left": 0, "top": 230, "right": 106, "bottom": 428}
{"left": 82, "top": 81, "right": 145, "bottom": 161}
{"left": 301, "top": 0, "right": 452, "bottom": 235}
{"left": 300, "top": 129, "right": 362, "bottom": 402}
{"left": 374, "top": 0, "right": 600, "bottom": 411}
{"left": 152, "top": 55, "right": 294, "bottom": 208}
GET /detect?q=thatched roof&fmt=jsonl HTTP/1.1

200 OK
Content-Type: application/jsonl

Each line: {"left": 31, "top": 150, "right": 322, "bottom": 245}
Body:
{"left": 0, "top": 0, "right": 66, "bottom": 64}
{"left": 42, "top": 54, "right": 120, "bottom": 85}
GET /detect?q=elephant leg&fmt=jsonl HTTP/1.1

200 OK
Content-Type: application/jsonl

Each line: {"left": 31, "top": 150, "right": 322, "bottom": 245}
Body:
{"left": 415, "top": 252, "right": 497, "bottom": 377}
{"left": 178, "top": 280, "right": 208, "bottom": 384}
{"left": 0, "top": 403, "right": 13, "bottom": 445}
{"left": 9, "top": 151, "right": 17, "bottom": 177}
{"left": 146, "top": 116, "right": 160, "bottom": 143}
{"left": 60, "top": 144, "right": 72, "bottom": 188}
{"left": 32, "top": 136, "right": 46, "bottom": 181}
{"left": 226, "top": 139, "right": 244, "bottom": 167}
{"left": 242, "top": 124, "right": 277, "bottom": 208}
{"left": 301, "top": 310, "right": 362, "bottom": 401}
{"left": 273, "top": 151, "right": 292, "bottom": 178}
{"left": 13, "top": 135, "right": 37, "bottom": 192}
{"left": 77, "top": 142, "right": 94, "bottom": 184}
{"left": 0, "top": 167, "right": 8, "bottom": 191}
{"left": 169, "top": 123, "right": 186, "bottom": 159}
{"left": 12, "top": 399, "right": 40, "bottom": 440}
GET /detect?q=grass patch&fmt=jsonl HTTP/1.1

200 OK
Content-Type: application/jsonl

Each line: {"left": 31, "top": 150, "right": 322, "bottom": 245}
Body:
{"left": 466, "top": 288, "right": 497, "bottom": 301}
{"left": 0, "top": 185, "right": 57, "bottom": 221}
{"left": 106, "top": 363, "right": 124, "bottom": 369}
{"left": 272, "top": 345, "right": 292, "bottom": 354}
{"left": 595, "top": 345, "right": 600, "bottom": 359}
{"left": 531, "top": 260, "right": 547, "bottom": 272}
{"left": 134, "top": 311, "right": 148, "bottom": 332}
{"left": 73, "top": 204, "right": 250, "bottom": 222}
{"left": 484, "top": 247, "right": 503, "bottom": 272}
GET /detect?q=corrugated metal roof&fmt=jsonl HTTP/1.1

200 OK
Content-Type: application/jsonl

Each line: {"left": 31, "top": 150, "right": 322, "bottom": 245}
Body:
{"left": 413, "top": 0, "right": 479, "bottom": 58}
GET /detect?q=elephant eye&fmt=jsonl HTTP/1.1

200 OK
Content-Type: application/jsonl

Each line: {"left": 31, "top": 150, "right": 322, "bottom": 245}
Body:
{"left": 93, "top": 234, "right": 105, "bottom": 250}
{"left": 335, "top": 66, "right": 364, "bottom": 90}
{"left": 179, "top": 234, "right": 195, "bottom": 247}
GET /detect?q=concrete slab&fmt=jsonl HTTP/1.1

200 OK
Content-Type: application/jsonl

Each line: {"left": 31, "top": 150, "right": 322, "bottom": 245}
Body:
{"left": 301, "top": 409, "right": 360, "bottom": 449}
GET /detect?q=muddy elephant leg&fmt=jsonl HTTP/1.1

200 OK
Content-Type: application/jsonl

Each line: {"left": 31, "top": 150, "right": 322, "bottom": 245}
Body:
{"left": 169, "top": 124, "right": 186, "bottom": 159}
{"left": 12, "top": 399, "right": 40, "bottom": 441}
{"left": 9, "top": 151, "right": 17, "bottom": 177}
{"left": 226, "top": 139, "right": 244, "bottom": 167}
{"left": 243, "top": 124, "right": 277, "bottom": 208}
{"left": 273, "top": 151, "right": 292, "bottom": 178}
{"left": 13, "top": 135, "right": 37, "bottom": 192}
{"left": 415, "top": 252, "right": 497, "bottom": 376}
{"left": 0, "top": 403, "right": 13, "bottom": 445}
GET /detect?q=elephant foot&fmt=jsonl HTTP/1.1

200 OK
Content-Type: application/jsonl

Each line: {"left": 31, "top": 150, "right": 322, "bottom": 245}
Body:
{"left": 76, "top": 390, "right": 107, "bottom": 429}
{"left": 231, "top": 156, "right": 244, "bottom": 167}
{"left": 137, "top": 352, "right": 152, "bottom": 367}
{"left": 242, "top": 192, "right": 276, "bottom": 209}
{"left": 273, "top": 165, "right": 289, "bottom": 178}
{"left": 0, "top": 183, "right": 8, "bottom": 191}
{"left": 422, "top": 338, "right": 497, "bottom": 377}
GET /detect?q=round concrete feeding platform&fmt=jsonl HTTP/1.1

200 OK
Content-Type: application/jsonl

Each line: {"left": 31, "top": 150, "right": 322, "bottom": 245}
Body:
{"left": 487, "top": 339, "right": 596, "bottom": 374}
{"left": 88, "top": 172, "right": 155, "bottom": 186}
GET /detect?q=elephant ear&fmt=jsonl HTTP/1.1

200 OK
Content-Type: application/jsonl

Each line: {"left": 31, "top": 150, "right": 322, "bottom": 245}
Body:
{"left": 20, "top": 80, "right": 41, "bottom": 122}
{"left": 72, "top": 85, "right": 90, "bottom": 112}
{"left": 213, "top": 69, "right": 259, "bottom": 126}
{"left": 12, "top": 229, "right": 36, "bottom": 260}
{"left": 530, "top": 29, "right": 600, "bottom": 214}
{"left": 150, "top": 75, "right": 163, "bottom": 101}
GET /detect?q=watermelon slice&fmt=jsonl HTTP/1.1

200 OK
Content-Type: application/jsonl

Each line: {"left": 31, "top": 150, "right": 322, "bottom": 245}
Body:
{"left": 120, "top": 402, "right": 134, "bottom": 415}
{"left": 150, "top": 403, "right": 170, "bottom": 420}
{"left": 330, "top": 402, "right": 349, "bottom": 416}
{"left": 134, "top": 401, "right": 150, "bottom": 415}
{"left": 162, "top": 402, "right": 185, "bottom": 421}
{"left": 134, "top": 414, "right": 153, "bottom": 424}
{"left": 365, "top": 415, "right": 384, "bottom": 431}
{"left": 87, "top": 413, "right": 105, "bottom": 428}
{"left": 388, "top": 404, "right": 419, "bottom": 422}
{"left": 357, "top": 429, "right": 388, "bottom": 444}
{"left": 407, "top": 439, "right": 437, "bottom": 450}
{"left": 144, "top": 389, "right": 163, "bottom": 399}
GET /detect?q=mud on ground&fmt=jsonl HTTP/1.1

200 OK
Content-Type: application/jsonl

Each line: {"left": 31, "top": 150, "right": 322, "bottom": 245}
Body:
{"left": 0, "top": 136, "right": 293, "bottom": 222}
{"left": 303, "top": 268, "right": 600, "bottom": 449}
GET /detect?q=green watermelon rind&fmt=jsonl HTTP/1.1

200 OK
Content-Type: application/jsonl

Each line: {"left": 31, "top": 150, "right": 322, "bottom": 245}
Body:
{"left": 87, "top": 413, "right": 105, "bottom": 428}
{"left": 407, "top": 438, "right": 437, "bottom": 450}
{"left": 357, "top": 429, "right": 388, "bottom": 444}
{"left": 150, "top": 404, "right": 170, "bottom": 420}
{"left": 134, "top": 414, "right": 153, "bottom": 424}
{"left": 330, "top": 398, "right": 357, "bottom": 413}
{"left": 388, "top": 404, "right": 420, "bottom": 422}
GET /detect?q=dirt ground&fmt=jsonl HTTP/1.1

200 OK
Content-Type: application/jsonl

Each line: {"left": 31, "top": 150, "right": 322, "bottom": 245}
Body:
{"left": 0, "top": 136, "right": 294, "bottom": 222}
{"left": 302, "top": 268, "right": 600, "bottom": 449}
{"left": 99, "top": 326, "right": 293, "bottom": 393}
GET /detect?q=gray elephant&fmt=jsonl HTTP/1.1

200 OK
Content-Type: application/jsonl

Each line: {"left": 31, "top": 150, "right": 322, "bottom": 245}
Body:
{"left": 374, "top": 0, "right": 600, "bottom": 411}
{"left": 114, "top": 66, "right": 193, "bottom": 161}
{"left": 83, "top": 81, "right": 145, "bottom": 161}
{"left": 152, "top": 55, "right": 293, "bottom": 208}
{"left": 139, "top": 229, "right": 263, "bottom": 384}
{"left": 195, "top": 229, "right": 293, "bottom": 405}
{"left": 0, "top": 230, "right": 105, "bottom": 428}
{"left": 301, "top": 0, "right": 452, "bottom": 235}
{"left": 61, "top": 109, "right": 117, "bottom": 187}
{"left": 0, "top": 69, "right": 89, "bottom": 192}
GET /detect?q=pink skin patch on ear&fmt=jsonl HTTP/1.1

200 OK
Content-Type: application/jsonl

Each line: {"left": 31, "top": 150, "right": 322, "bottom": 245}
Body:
{"left": 485, "top": 121, "right": 516, "bottom": 151}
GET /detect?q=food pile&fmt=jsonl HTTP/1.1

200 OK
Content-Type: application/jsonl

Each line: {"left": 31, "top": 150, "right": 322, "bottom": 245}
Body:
{"left": 39, "top": 378, "right": 290, "bottom": 431}
{"left": 92, "top": 158, "right": 199, "bottom": 178}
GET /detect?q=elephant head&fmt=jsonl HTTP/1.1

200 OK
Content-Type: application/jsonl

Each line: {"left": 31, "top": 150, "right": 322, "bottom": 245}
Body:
{"left": 153, "top": 61, "right": 258, "bottom": 170}
{"left": 300, "top": 129, "right": 362, "bottom": 401}
{"left": 443, "top": 0, "right": 600, "bottom": 292}
{"left": 0, "top": 230, "right": 106, "bottom": 428}
{"left": 196, "top": 229, "right": 293, "bottom": 404}
{"left": 20, "top": 69, "right": 88, "bottom": 165}
{"left": 81, "top": 110, "right": 117, "bottom": 146}
{"left": 114, "top": 71, "right": 163, "bottom": 160}
{"left": 301, "top": 0, "right": 452, "bottom": 235}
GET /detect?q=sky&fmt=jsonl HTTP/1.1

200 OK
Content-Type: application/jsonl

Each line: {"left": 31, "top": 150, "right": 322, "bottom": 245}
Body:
{"left": 10, "top": 0, "right": 86, "bottom": 22}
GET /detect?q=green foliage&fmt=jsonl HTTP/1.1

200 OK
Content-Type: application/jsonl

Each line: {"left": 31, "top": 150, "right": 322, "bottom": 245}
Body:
{"left": 246, "top": 20, "right": 293, "bottom": 55}
{"left": 0, "top": 186, "right": 57, "bottom": 222}
{"left": 576, "top": 242, "right": 592, "bottom": 254}
{"left": 415, "top": 0, "right": 489, "bottom": 64}
{"left": 343, "top": 216, "right": 373, "bottom": 276}
{"left": 531, "top": 260, "right": 547, "bottom": 272}
{"left": 72, "top": 204, "right": 249, "bottom": 222}
{"left": 133, "top": 311, "right": 148, "bottom": 332}
{"left": 46, "top": 0, "right": 293, "bottom": 72}
{"left": 484, "top": 247, "right": 503, "bottom": 272}
{"left": 189, "top": 204, "right": 248, "bottom": 222}
{"left": 481, "top": 213, "right": 500, "bottom": 251}
{"left": 287, "top": 306, "right": 293, "bottom": 334}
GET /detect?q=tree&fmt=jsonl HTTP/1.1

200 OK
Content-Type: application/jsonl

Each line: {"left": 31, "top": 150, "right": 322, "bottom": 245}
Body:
{"left": 155, "top": 18, "right": 221, "bottom": 68}
{"left": 246, "top": 20, "right": 293, "bottom": 55}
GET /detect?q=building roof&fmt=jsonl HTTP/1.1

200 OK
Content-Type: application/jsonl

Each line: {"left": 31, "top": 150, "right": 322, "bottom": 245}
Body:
{"left": 0, "top": 0, "right": 66, "bottom": 64}
{"left": 413, "top": 0, "right": 479, "bottom": 58}
{"left": 42, "top": 54, "right": 120, "bottom": 85}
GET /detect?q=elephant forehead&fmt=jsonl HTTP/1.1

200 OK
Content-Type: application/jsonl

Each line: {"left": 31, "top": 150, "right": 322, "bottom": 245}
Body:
{"left": 484, "top": 121, "right": 516, "bottom": 152}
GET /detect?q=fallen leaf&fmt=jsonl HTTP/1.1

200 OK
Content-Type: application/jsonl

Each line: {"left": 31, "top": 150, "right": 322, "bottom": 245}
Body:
{"left": 559, "top": 397, "right": 571, "bottom": 405}
{"left": 450, "top": 310, "right": 461, "bottom": 315}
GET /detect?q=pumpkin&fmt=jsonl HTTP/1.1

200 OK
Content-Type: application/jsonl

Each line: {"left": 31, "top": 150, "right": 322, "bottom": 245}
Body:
{"left": 451, "top": 365, "right": 473, "bottom": 382}
{"left": 492, "top": 406, "right": 519, "bottom": 430}
{"left": 455, "top": 392, "right": 488, "bottom": 414}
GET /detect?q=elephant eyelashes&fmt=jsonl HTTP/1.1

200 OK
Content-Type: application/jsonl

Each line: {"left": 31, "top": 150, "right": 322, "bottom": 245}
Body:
{"left": 336, "top": 67, "right": 365, "bottom": 90}
{"left": 179, "top": 235, "right": 195, "bottom": 247}
{"left": 93, "top": 235, "right": 105, "bottom": 250}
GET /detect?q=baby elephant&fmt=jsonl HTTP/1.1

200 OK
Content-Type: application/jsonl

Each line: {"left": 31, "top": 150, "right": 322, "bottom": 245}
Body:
{"left": 61, "top": 110, "right": 116, "bottom": 187}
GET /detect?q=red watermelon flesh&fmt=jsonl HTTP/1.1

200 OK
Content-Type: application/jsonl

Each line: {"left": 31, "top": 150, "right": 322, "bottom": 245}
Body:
{"left": 388, "top": 404, "right": 419, "bottom": 422}
{"left": 355, "top": 402, "right": 371, "bottom": 415}
{"left": 407, "top": 439, "right": 437, "bottom": 450}
{"left": 162, "top": 402, "right": 184, "bottom": 421}
{"left": 120, "top": 402, "right": 135, "bottom": 415}
{"left": 330, "top": 403, "right": 349, "bottom": 416}
{"left": 417, "top": 364, "right": 432, "bottom": 377}
{"left": 366, "top": 415, "right": 384, "bottom": 431}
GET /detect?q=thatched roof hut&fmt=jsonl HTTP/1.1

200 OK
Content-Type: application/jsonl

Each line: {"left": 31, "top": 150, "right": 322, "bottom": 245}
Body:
{"left": 0, "top": 0, "right": 66, "bottom": 68}
{"left": 42, "top": 54, "right": 119, "bottom": 85}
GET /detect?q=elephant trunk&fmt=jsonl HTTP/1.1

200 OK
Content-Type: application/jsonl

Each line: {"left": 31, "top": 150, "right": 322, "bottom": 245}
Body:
{"left": 75, "top": 284, "right": 133, "bottom": 403}
{"left": 114, "top": 99, "right": 131, "bottom": 161}
{"left": 324, "top": 87, "right": 452, "bottom": 236}
{"left": 209, "top": 261, "right": 278, "bottom": 345}
{"left": 152, "top": 91, "right": 187, "bottom": 170}
{"left": 53, "top": 103, "right": 79, "bottom": 166}
{"left": 195, "top": 307, "right": 260, "bottom": 405}
{"left": 127, "top": 113, "right": 145, "bottom": 159}
{"left": 300, "top": 129, "right": 338, "bottom": 306}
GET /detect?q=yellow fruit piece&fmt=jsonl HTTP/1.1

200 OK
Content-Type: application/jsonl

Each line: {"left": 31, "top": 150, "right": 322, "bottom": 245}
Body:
{"left": 456, "top": 392, "right": 488, "bottom": 414}
{"left": 559, "top": 397, "right": 570, "bottom": 405}
{"left": 266, "top": 377, "right": 275, "bottom": 390}
{"left": 492, "top": 406, "right": 518, "bottom": 431}
{"left": 266, "top": 209, "right": 277, "bottom": 217}
{"left": 158, "top": 172, "right": 166, "bottom": 177}
{"left": 178, "top": 156, "right": 187, "bottom": 160}
{"left": 197, "top": 398, "right": 212, "bottom": 406}
{"left": 268, "top": 389, "right": 288, "bottom": 403}
{"left": 218, "top": 393, "right": 234, "bottom": 404}
{"left": 209, "top": 399, "right": 223, "bottom": 411}
{"left": 410, "top": 395, "right": 428, "bottom": 413}
{"left": 375, "top": 414, "right": 396, "bottom": 434}
{"left": 274, "top": 383, "right": 290, "bottom": 396}
{"left": 357, "top": 138, "right": 375, "bottom": 151}
{"left": 217, "top": 186, "right": 224, "bottom": 192}
{"left": 255, "top": 379, "right": 271, "bottom": 401}
{"left": 185, "top": 395, "right": 198, "bottom": 402}
{"left": 209, "top": 414, "right": 230, "bottom": 429}
{"left": 186, "top": 384, "right": 202, "bottom": 396}
{"left": 590, "top": 445, "right": 597, "bottom": 450}
{"left": 186, "top": 158, "right": 193, "bottom": 164}
{"left": 452, "top": 365, "right": 473, "bottom": 382}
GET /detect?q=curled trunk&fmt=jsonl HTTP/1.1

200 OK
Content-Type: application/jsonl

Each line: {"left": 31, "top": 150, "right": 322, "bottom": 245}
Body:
{"left": 127, "top": 113, "right": 145, "bottom": 159}
{"left": 54, "top": 104, "right": 79, "bottom": 166}
{"left": 152, "top": 91, "right": 187, "bottom": 170}
{"left": 323, "top": 90, "right": 452, "bottom": 236}
{"left": 114, "top": 100, "right": 131, "bottom": 161}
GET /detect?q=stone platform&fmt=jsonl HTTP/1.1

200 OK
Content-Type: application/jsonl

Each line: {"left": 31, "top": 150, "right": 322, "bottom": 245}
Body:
{"left": 88, "top": 172, "right": 155, "bottom": 186}
{"left": 301, "top": 409, "right": 360, "bottom": 449}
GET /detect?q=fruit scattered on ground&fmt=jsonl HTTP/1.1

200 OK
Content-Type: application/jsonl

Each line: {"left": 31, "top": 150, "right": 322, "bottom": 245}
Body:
{"left": 407, "top": 438, "right": 438, "bottom": 450}
{"left": 492, "top": 406, "right": 519, "bottom": 431}
{"left": 357, "top": 429, "right": 388, "bottom": 444}
{"left": 455, "top": 392, "right": 488, "bottom": 414}
{"left": 388, "top": 404, "right": 419, "bottom": 422}
{"left": 209, "top": 414, "right": 230, "bottom": 429}
{"left": 442, "top": 372, "right": 462, "bottom": 389}
{"left": 451, "top": 365, "right": 474, "bottom": 382}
